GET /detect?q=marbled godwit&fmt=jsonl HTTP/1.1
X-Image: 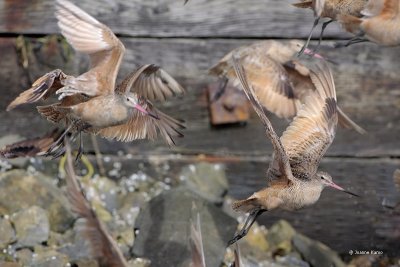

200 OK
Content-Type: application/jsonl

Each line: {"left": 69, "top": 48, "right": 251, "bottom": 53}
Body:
{"left": 293, "top": 0, "right": 368, "bottom": 54}
{"left": 209, "top": 40, "right": 365, "bottom": 134}
{"left": 7, "top": 0, "right": 185, "bottom": 157}
{"left": 338, "top": 0, "right": 400, "bottom": 46}
{"left": 228, "top": 57, "right": 359, "bottom": 245}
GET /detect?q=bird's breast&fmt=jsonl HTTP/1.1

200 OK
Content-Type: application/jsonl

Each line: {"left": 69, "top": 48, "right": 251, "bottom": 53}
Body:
{"left": 71, "top": 96, "right": 130, "bottom": 128}
{"left": 278, "top": 183, "right": 322, "bottom": 211}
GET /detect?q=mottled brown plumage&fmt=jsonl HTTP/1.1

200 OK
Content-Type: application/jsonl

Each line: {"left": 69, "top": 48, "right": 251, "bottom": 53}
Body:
{"left": 0, "top": 129, "right": 62, "bottom": 158}
{"left": 228, "top": 57, "right": 358, "bottom": 245}
{"left": 210, "top": 40, "right": 365, "bottom": 134}
{"left": 338, "top": 0, "right": 400, "bottom": 46}
{"left": 293, "top": 0, "right": 368, "bottom": 53}
{"left": 7, "top": 0, "right": 185, "bottom": 156}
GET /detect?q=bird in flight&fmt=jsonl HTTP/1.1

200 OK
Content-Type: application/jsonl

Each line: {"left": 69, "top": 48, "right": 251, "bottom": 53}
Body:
{"left": 228, "top": 56, "right": 359, "bottom": 245}
{"left": 338, "top": 0, "right": 400, "bottom": 46}
{"left": 6, "top": 0, "right": 185, "bottom": 158}
{"left": 209, "top": 40, "right": 365, "bottom": 134}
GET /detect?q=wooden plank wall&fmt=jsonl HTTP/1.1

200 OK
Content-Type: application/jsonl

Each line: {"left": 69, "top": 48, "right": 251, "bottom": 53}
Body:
{"left": 0, "top": 0, "right": 399, "bottom": 255}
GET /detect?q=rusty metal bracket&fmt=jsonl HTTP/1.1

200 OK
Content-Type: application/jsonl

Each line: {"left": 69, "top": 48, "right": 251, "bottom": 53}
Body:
{"left": 207, "top": 83, "right": 249, "bottom": 126}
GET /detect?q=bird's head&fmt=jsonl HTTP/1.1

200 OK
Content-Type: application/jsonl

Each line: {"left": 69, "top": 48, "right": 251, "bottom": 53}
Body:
{"left": 317, "top": 171, "right": 359, "bottom": 197}
{"left": 123, "top": 93, "right": 159, "bottom": 119}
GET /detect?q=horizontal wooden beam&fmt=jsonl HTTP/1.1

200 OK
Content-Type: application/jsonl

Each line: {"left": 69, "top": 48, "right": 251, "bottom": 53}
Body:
{"left": 0, "top": 0, "right": 351, "bottom": 38}
{"left": 0, "top": 37, "right": 399, "bottom": 157}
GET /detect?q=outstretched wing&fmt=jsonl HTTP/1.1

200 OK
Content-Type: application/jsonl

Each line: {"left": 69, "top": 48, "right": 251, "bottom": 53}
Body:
{"left": 56, "top": 0, "right": 125, "bottom": 96}
{"left": 116, "top": 64, "right": 185, "bottom": 101}
{"left": 7, "top": 69, "right": 68, "bottom": 111}
{"left": 210, "top": 42, "right": 298, "bottom": 119}
{"left": 92, "top": 100, "right": 185, "bottom": 146}
{"left": 232, "top": 55, "right": 293, "bottom": 182}
{"left": 280, "top": 62, "right": 338, "bottom": 180}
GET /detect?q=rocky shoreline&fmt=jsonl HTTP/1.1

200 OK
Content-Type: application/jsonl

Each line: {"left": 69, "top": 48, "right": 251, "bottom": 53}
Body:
{"left": 0, "top": 159, "right": 398, "bottom": 267}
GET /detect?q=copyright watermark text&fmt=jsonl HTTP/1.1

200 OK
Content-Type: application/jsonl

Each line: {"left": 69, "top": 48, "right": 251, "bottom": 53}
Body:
{"left": 348, "top": 250, "right": 384, "bottom": 256}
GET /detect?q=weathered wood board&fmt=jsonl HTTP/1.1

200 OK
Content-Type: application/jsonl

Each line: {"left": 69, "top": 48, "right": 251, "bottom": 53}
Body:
{"left": 0, "top": 37, "right": 399, "bottom": 157}
{"left": 0, "top": 0, "right": 351, "bottom": 38}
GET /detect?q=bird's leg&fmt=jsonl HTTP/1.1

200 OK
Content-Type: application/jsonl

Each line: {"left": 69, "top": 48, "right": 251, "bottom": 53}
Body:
{"left": 314, "top": 19, "right": 333, "bottom": 53}
{"left": 75, "top": 131, "right": 84, "bottom": 162}
{"left": 334, "top": 32, "right": 369, "bottom": 48}
{"left": 211, "top": 77, "right": 229, "bottom": 102}
{"left": 228, "top": 207, "right": 266, "bottom": 245}
{"left": 298, "top": 17, "right": 320, "bottom": 57}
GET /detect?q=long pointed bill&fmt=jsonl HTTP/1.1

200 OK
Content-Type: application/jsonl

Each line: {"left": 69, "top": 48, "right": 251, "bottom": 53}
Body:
{"left": 304, "top": 48, "right": 324, "bottom": 60}
{"left": 134, "top": 104, "right": 159, "bottom": 120}
{"left": 304, "top": 48, "right": 338, "bottom": 65}
{"left": 329, "top": 181, "right": 360, "bottom": 197}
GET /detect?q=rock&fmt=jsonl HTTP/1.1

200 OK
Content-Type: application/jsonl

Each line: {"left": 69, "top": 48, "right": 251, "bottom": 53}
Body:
{"left": 57, "top": 219, "right": 94, "bottom": 262}
{"left": 73, "top": 259, "right": 100, "bottom": 267}
{"left": 266, "top": 220, "right": 296, "bottom": 255}
{"left": 0, "top": 170, "right": 74, "bottom": 232}
{"left": 347, "top": 255, "right": 379, "bottom": 267}
{"left": 276, "top": 254, "right": 310, "bottom": 267}
{"left": 0, "top": 262, "right": 21, "bottom": 267}
{"left": 0, "top": 217, "right": 16, "bottom": 249}
{"left": 180, "top": 163, "right": 228, "bottom": 204}
{"left": 15, "top": 248, "right": 33, "bottom": 266}
{"left": 127, "top": 258, "right": 151, "bottom": 267}
{"left": 83, "top": 175, "right": 120, "bottom": 212}
{"left": 30, "top": 250, "right": 69, "bottom": 267}
{"left": 243, "top": 222, "right": 269, "bottom": 252}
{"left": 132, "top": 187, "right": 237, "bottom": 267}
{"left": 117, "top": 192, "right": 146, "bottom": 227}
{"left": 12, "top": 206, "right": 50, "bottom": 248}
{"left": 292, "top": 233, "right": 346, "bottom": 267}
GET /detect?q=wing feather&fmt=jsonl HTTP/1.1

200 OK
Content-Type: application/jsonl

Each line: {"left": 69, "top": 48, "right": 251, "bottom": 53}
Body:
{"left": 232, "top": 55, "right": 293, "bottom": 182}
{"left": 92, "top": 102, "right": 185, "bottom": 146}
{"left": 116, "top": 65, "right": 185, "bottom": 102}
{"left": 56, "top": 0, "right": 125, "bottom": 95}
{"left": 280, "top": 63, "right": 338, "bottom": 179}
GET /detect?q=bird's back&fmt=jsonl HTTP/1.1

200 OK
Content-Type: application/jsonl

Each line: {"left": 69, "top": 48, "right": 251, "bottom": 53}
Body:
{"left": 323, "top": 0, "right": 368, "bottom": 18}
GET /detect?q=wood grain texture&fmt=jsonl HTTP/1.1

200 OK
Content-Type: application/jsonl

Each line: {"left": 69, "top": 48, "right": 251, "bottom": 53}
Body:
{"left": 1, "top": 37, "right": 399, "bottom": 157}
{"left": 0, "top": 0, "right": 352, "bottom": 38}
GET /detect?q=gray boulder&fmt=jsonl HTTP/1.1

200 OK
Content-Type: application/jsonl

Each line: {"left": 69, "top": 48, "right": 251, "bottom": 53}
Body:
{"left": 0, "top": 217, "right": 16, "bottom": 249}
{"left": 292, "top": 233, "right": 346, "bottom": 267}
{"left": 132, "top": 187, "right": 237, "bottom": 267}
{"left": 0, "top": 170, "right": 74, "bottom": 232}
{"left": 11, "top": 206, "right": 50, "bottom": 248}
{"left": 180, "top": 163, "right": 228, "bottom": 204}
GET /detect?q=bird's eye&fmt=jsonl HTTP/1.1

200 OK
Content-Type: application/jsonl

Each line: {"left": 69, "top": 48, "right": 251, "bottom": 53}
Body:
{"left": 126, "top": 98, "right": 130, "bottom": 101}
{"left": 320, "top": 176, "right": 324, "bottom": 180}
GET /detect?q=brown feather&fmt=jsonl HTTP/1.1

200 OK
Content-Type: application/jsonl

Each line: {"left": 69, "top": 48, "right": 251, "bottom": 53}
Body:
{"left": 116, "top": 64, "right": 185, "bottom": 102}
{"left": 280, "top": 62, "right": 338, "bottom": 179}
{"left": 92, "top": 102, "right": 184, "bottom": 146}
{"left": 64, "top": 142, "right": 128, "bottom": 267}
{"left": 189, "top": 213, "right": 206, "bottom": 267}
{"left": 7, "top": 69, "right": 66, "bottom": 111}
{"left": 0, "top": 129, "right": 62, "bottom": 158}
{"left": 231, "top": 55, "right": 294, "bottom": 182}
